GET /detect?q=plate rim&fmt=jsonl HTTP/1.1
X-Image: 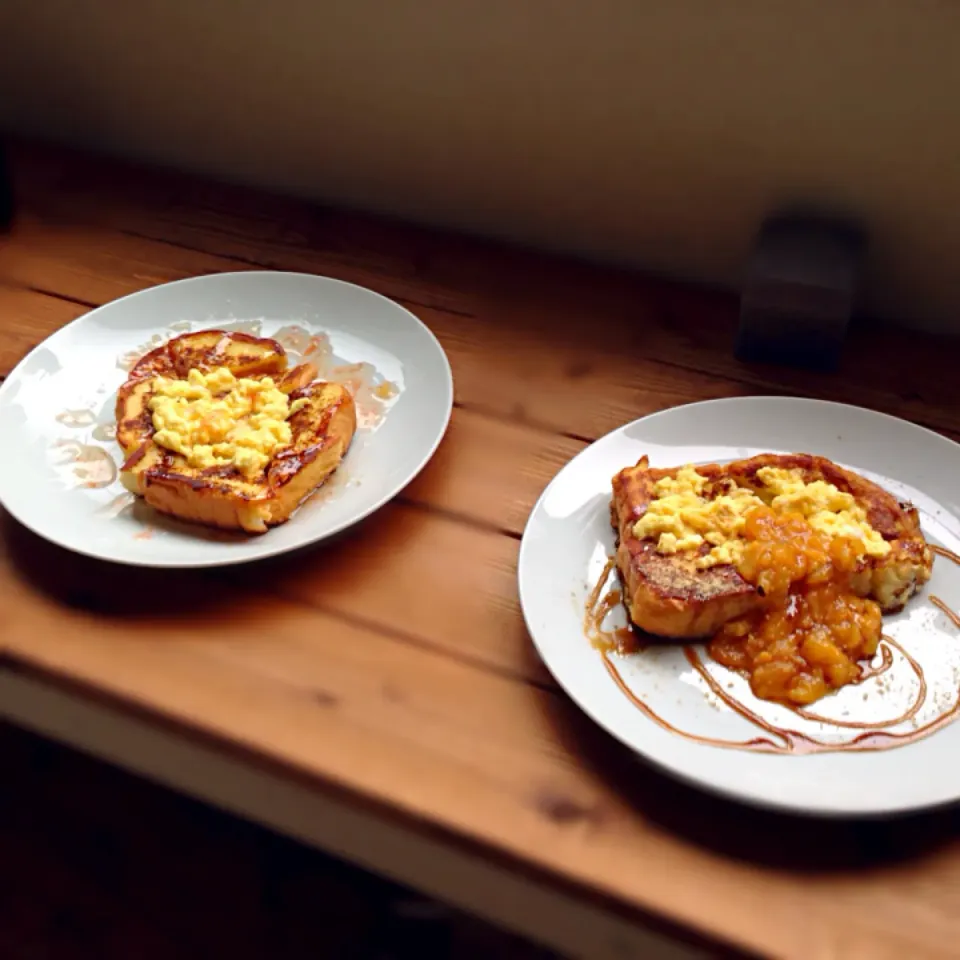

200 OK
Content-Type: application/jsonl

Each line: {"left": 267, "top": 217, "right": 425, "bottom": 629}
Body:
{"left": 518, "top": 395, "right": 960, "bottom": 818}
{"left": 0, "top": 270, "right": 454, "bottom": 569}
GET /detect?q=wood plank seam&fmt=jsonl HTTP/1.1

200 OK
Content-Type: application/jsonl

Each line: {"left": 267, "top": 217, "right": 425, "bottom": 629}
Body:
{"left": 0, "top": 279, "right": 620, "bottom": 446}
{"left": 16, "top": 234, "right": 960, "bottom": 445}
{"left": 110, "top": 225, "right": 480, "bottom": 320}
{"left": 0, "top": 278, "right": 596, "bottom": 446}
{"left": 9, "top": 145, "right": 952, "bottom": 438}
{"left": 4, "top": 201, "right": 959, "bottom": 444}
{"left": 261, "top": 582, "right": 556, "bottom": 693}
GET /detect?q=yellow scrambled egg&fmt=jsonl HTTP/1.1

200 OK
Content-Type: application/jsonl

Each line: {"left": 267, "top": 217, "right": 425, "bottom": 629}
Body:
{"left": 632, "top": 465, "right": 891, "bottom": 568}
{"left": 148, "top": 367, "right": 308, "bottom": 478}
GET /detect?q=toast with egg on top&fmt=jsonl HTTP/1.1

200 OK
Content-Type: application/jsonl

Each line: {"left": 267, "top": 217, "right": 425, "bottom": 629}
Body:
{"left": 610, "top": 453, "right": 933, "bottom": 639}
{"left": 116, "top": 329, "right": 356, "bottom": 534}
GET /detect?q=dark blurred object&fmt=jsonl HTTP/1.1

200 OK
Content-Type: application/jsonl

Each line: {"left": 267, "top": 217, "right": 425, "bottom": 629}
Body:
{"left": 0, "top": 140, "right": 13, "bottom": 230}
{"left": 736, "top": 211, "right": 866, "bottom": 372}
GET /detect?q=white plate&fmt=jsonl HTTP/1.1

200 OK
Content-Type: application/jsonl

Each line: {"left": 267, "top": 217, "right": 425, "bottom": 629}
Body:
{"left": 518, "top": 397, "right": 960, "bottom": 817}
{"left": 0, "top": 271, "right": 453, "bottom": 567}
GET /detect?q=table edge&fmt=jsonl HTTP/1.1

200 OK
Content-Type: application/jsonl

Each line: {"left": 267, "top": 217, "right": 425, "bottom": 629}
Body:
{"left": 0, "top": 661, "right": 726, "bottom": 960}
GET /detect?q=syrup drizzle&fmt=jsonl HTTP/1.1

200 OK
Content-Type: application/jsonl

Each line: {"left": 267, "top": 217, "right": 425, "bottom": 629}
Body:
{"left": 931, "top": 596, "right": 960, "bottom": 630}
{"left": 92, "top": 423, "right": 118, "bottom": 442}
{"left": 783, "top": 638, "right": 925, "bottom": 730}
{"left": 587, "top": 546, "right": 960, "bottom": 755}
{"left": 932, "top": 544, "right": 960, "bottom": 565}
{"left": 273, "top": 325, "right": 399, "bottom": 429}
{"left": 55, "top": 441, "right": 118, "bottom": 489}
{"left": 55, "top": 409, "right": 96, "bottom": 427}
{"left": 584, "top": 558, "right": 644, "bottom": 655}
{"left": 930, "top": 546, "right": 960, "bottom": 629}
{"left": 117, "top": 333, "right": 168, "bottom": 372}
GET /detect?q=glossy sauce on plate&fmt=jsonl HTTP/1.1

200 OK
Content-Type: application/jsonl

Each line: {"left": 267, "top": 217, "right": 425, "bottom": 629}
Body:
{"left": 586, "top": 545, "right": 959, "bottom": 755}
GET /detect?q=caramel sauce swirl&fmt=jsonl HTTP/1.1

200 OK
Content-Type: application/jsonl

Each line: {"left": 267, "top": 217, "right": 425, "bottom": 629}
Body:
{"left": 586, "top": 540, "right": 959, "bottom": 755}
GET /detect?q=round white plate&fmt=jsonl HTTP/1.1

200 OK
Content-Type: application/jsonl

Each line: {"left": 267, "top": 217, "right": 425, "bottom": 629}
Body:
{"left": 0, "top": 271, "right": 453, "bottom": 567}
{"left": 518, "top": 397, "right": 960, "bottom": 817}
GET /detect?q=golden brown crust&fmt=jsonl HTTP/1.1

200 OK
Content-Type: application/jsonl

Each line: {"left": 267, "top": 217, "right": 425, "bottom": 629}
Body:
{"left": 116, "top": 331, "right": 357, "bottom": 534}
{"left": 610, "top": 453, "right": 934, "bottom": 639}
{"left": 127, "top": 329, "right": 287, "bottom": 383}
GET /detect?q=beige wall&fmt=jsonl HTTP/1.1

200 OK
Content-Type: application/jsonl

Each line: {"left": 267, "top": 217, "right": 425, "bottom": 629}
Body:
{"left": 1, "top": 0, "right": 959, "bottom": 333}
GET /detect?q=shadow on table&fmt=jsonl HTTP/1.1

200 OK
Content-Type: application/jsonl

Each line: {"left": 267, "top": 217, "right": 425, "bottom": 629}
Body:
{"left": 0, "top": 508, "right": 352, "bottom": 623}
{"left": 10, "top": 504, "right": 960, "bottom": 875}
{"left": 518, "top": 640, "right": 960, "bottom": 873}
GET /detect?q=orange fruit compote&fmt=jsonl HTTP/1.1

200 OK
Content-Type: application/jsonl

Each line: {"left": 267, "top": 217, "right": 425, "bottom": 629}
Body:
{"left": 708, "top": 506, "right": 883, "bottom": 705}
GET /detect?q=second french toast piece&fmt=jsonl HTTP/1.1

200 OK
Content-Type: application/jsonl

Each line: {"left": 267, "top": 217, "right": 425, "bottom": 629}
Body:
{"left": 116, "top": 330, "right": 357, "bottom": 534}
{"left": 610, "top": 453, "right": 933, "bottom": 639}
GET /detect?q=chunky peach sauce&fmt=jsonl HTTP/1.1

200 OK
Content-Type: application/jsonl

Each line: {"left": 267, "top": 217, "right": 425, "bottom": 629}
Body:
{"left": 708, "top": 506, "right": 883, "bottom": 705}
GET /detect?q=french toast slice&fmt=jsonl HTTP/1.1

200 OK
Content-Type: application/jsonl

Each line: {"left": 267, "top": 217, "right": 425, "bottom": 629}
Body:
{"left": 116, "top": 330, "right": 357, "bottom": 534}
{"left": 610, "top": 453, "right": 933, "bottom": 639}
{"left": 129, "top": 329, "right": 288, "bottom": 381}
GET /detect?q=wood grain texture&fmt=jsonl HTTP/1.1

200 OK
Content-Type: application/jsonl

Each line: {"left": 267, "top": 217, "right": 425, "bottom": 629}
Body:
{"left": 2, "top": 140, "right": 960, "bottom": 960}
{"left": 5, "top": 515, "right": 960, "bottom": 960}
{"left": 0, "top": 210, "right": 753, "bottom": 441}
{"left": 0, "top": 282, "right": 87, "bottom": 374}
{"left": 7, "top": 140, "right": 960, "bottom": 440}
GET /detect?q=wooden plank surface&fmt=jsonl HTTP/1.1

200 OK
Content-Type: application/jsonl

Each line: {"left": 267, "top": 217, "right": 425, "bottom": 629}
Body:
{"left": 2, "top": 140, "right": 960, "bottom": 960}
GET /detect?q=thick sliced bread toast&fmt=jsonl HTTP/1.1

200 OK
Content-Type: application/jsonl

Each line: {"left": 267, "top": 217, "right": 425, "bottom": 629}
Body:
{"left": 116, "top": 330, "right": 356, "bottom": 534}
{"left": 610, "top": 453, "right": 933, "bottom": 639}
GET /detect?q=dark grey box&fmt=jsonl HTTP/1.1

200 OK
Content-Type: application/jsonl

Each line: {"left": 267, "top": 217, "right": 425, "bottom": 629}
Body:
{"left": 736, "top": 212, "right": 866, "bottom": 372}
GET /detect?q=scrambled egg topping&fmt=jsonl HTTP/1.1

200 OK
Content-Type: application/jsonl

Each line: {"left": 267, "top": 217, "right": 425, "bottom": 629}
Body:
{"left": 148, "top": 367, "right": 308, "bottom": 478}
{"left": 633, "top": 465, "right": 891, "bottom": 568}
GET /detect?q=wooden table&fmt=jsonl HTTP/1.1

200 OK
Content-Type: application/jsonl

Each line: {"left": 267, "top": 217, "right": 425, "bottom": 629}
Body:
{"left": 2, "top": 142, "right": 960, "bottom": 960}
